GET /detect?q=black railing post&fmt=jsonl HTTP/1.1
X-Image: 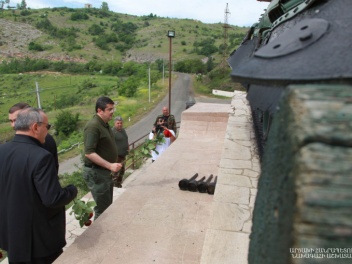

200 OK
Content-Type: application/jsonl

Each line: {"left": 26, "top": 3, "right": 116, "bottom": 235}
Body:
{"left": 132, "top": 142, "right": 135, "bottom": 170}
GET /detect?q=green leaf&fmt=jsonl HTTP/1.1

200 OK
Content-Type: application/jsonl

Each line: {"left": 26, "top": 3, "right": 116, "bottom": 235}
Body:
{"left": 147, "top": 143, "right": 155, "bottom": 149}
{"left": 86, "top": 201, "right": 96, "bottom": 207}
{"left": 72, "top": 203, "right": 79, "bottom": 211}
{"left": 76, "top": 207, "right": 83, "bottom": 215}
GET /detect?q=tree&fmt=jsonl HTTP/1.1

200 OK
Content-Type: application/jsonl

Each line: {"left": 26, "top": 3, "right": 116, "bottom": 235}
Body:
{"left": 102, "top": 61, "right": 123, "bottom": 75}
{"left": 101, "top": 2, "right": 109, "bottom": 12}
{"left": 206, "top": 56, "right": 214, "bottom": 72}
{"left": 17, "top": 0, "right": 27, "bottom": 9}
{"left": 174, "top": 59, "right": 205, "bottom": 74}
{"left": 118, "top": 76, "right": 139, "bottom": 97}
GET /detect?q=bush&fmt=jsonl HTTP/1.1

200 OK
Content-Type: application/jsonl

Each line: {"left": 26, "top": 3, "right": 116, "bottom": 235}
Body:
{"left": 28, "top": 42, "right": 44, "bottom": 51}
{"left": 59, "top": 170, "right": 89, "bottom": 200}
{"left": 55, "top": 94, "right": 80, "bottom": 109}
{"left": 118, "top": 76, "right": 139, "bottom": 97}
{"left": 20, "top": 9, "right": 31, "bottom": 16}
{"left": 78, "top": 79, "right": 97, "bottom": 93}
{"left": 55, "top": 110, "right": 79, "bottom": 136}
{"left": 174, "top": 59, "right": 206, "bottom": 74}
{"left": 70, "top": 12, "right": 89, "bottom": 21}
{"left": 88, "top": 24, "right": 105, "bottom": 35}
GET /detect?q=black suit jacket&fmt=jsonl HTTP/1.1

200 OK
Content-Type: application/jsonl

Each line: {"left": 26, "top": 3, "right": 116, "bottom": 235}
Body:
{"left": 43, "top": 133, "right": 59, "bottom": 173}
{"left": 0, "top": 134, "right": 77, "bottom": 262}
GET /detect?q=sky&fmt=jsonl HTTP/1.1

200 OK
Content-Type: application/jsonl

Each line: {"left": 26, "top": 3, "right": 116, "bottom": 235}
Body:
{"left": 9, "top": 0, "right": 269, "bottom": 26}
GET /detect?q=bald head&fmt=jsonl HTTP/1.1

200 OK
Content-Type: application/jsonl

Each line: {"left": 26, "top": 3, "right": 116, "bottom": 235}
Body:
{"left": 162, "top": 107, "right": 169, "bottom": 117}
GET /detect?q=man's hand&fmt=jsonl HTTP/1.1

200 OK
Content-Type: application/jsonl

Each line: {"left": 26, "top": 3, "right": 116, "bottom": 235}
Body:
{"left": 85, "top": 153, "right": 122, "bottom": 172}
{"left": 110, "top": 162, "right": 122, "bottom": 173}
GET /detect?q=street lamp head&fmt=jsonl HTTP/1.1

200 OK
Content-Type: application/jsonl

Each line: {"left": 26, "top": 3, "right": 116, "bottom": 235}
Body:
{"left": 167, "top": 30, "right": 175, "bottom": 38}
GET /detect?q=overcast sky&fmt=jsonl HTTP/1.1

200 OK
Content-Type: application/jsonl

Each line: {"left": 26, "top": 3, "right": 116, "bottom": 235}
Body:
{"left": 9, "top": 0, "right": 269, "bottom": 26}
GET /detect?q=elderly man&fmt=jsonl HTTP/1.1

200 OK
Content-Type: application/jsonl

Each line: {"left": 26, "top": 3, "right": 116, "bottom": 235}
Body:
{"left": 154, "top": 106, "right": 177, "bottom": 134}
{"left": 8, "top": 102, "right": 59, "bottom": 173}
{"left": 83, "top": 96, "right": 122, "bottom": 219}
{"left": 111, "top": 116, "right": 129, "bottom": 188}
{"left": 0, "top": 107, "right": 77, "bottom": 264}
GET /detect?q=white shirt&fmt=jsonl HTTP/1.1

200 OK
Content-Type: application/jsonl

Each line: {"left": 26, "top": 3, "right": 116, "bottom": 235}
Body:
{"left": 148, "top": 129, "right": 175, "bottom": 161}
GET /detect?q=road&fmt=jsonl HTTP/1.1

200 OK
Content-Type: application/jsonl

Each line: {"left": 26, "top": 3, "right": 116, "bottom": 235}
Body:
{"left": 125, "top": 72, "right": 194, "bottom": 143}
{"left": 59, "top": 72, "right": 196, "bottom": 175}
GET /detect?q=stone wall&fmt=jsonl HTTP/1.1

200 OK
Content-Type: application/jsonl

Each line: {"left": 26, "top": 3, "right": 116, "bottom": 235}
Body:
{"left": 248, "top": 85, "right": 352, "bottom": 264}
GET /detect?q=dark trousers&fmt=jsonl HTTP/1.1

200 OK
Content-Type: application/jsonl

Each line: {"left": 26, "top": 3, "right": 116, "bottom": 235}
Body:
{"left": 9, "top": 249, "right": 62, "bottom": 264}
{"left": 83, "top": 166, "right": 113, "bottom": 220}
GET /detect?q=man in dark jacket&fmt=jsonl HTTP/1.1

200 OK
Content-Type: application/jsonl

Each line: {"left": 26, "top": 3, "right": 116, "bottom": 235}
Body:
{"left": 111, "top": 116, "right": 129, "bottom": 187}
{"left": 0, "top": 107, "right": 77, "bottom": 263}
{"left": 8, "top": 102, "right": 59, "bottom": 173}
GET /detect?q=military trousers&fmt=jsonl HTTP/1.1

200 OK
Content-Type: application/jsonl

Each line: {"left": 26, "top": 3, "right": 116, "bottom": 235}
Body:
{"left": 83, "top": 166, "right": 113, "bottom": 220}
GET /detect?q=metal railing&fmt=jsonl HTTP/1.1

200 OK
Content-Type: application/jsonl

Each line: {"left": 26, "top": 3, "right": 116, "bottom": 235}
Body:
{"left": 124, "top": 121, "right": 180, "bottom": 171}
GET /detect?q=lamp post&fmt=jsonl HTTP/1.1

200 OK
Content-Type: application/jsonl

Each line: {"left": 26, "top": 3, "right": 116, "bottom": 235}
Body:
{"left": 148, "top": 64, "right": 151, "bottom": 103}
{"left": 167, "top": 30, "right": 175, "bottom": 113}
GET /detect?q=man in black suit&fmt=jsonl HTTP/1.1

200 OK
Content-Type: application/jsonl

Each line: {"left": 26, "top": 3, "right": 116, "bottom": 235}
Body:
{"left": 0, "top": 107, "right": 77, "bottom": 264}
{"left": 8, "top": 102, "right": 59, "bottom": 173}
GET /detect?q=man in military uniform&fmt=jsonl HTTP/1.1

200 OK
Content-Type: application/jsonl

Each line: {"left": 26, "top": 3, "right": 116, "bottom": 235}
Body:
{"left": 153, "top": 106, "right": 177, "bottom": 134}
{"left": 83, "top": 96, "right": 122, "bottom": 220}
{"left": 111, "top": 116, "right": 129, "bottom": 188}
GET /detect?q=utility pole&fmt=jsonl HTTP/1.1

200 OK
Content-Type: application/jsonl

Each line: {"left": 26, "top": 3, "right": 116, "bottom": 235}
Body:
{"left": 35, "top": 82, "right": 42, "bottom": 109}
{"left": 167, "top": 30, "right": 175, "bottom": 113}
{"left": 221, "top": 3, "right": 231, "bottom": 71}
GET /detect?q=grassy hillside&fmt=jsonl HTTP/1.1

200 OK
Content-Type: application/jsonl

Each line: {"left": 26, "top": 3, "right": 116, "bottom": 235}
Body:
{"left": 0, "top": 7, "right": 247, "bottom": 64}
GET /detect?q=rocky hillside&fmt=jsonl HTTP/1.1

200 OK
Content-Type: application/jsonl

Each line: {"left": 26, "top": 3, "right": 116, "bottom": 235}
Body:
{"left": 0, "top": 18, "right": 87, "bottom": 63}
{"left": 0, "top": 18, "right": 42, "bottom": 58}
{"left": 0, "top": 8, "right": 247, "bottom": 64}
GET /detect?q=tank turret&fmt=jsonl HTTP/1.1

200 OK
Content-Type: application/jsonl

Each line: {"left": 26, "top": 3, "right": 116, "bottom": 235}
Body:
{"left": 228, "top": 0, "right": 352, "bottom": 156}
